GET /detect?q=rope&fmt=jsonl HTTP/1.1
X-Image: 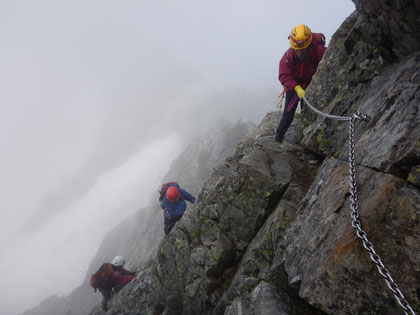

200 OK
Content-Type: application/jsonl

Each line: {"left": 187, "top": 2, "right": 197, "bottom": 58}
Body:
{"left": 277, "top": 88, "right": 287, "bottom": 111}
{"left": 302, "top": 96, "right": 416, "bottom": 315}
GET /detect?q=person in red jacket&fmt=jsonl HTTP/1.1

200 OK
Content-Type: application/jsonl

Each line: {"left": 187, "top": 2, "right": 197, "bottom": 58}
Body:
{"left": 99, "top": 256, "right": 136, "bottom": 311}
{"left": 275, "top": 24, "right": 326, "bottom": 143}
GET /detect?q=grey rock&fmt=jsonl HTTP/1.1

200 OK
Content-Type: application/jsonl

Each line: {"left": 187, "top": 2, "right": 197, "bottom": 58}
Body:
{"left": 26, "top": 1, "right": 420, "bottom": 315}
{"left": 282, "top": 158, "right": 420, "bottom": 314}
{"left": 408, "top": 165, "right": 420, "bottom": 188}
{"left": 90, "top": 1, "right": 420, "bottom": 314}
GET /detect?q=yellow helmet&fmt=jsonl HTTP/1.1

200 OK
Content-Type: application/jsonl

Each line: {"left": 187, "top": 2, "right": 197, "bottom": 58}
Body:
{"left": 289, "top": 24, "right": 313, "bottom": 50}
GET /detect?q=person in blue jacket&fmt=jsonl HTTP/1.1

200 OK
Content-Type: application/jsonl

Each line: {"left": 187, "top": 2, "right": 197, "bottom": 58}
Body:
{"left": 159, "top": 182, "right": 196, "bottom": 235}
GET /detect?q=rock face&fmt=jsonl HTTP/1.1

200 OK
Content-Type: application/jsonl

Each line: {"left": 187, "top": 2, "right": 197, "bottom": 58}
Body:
{"left": 282, "top": 158, "right": 420, "bottom": 314}
{"left": 22, "top": 120, "right": 255, "bottom": 315}
{"left": 26, "top": 1, "right": 420, "bottom": 314}
{"left": 89, "top": 1, "right": 420, "bottom": 314}
{"left": 92, "top": 113, "right": 325, "bottom": 315}
{"left": 299, "top": 0, "right": 420, "bottom": 178}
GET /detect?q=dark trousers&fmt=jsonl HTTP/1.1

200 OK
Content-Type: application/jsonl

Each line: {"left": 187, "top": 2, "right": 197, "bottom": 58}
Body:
{"left": 164, "top": 214, "right": 178, "bottom": 235}
{"left": 100, "top": 289, "right": 112, "bottom": 311}
{"left": 275, "top": 90, "right": 301, "bottom": 142}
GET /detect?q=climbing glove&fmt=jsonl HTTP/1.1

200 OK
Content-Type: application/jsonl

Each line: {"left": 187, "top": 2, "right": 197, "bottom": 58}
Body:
{"left": 294, "top": 85, "right": 305, "bottom": 99}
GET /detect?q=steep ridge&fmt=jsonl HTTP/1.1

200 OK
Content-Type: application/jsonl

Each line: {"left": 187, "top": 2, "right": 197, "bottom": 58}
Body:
{"left": 22, "top": 120, "right": 255, "bottom": 315}
{"left": 91, "top": 113, "right": 324, "bottom": 315}
{"left": 90, "top": 1, "right": 420, "bottom": 314}
{"left": 281, "top": 0, "right": 420, "bottom": 311}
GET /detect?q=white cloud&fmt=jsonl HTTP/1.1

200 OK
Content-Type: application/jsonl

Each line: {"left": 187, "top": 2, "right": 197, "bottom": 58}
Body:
{"left": 0, "top": 1, "right": 355, "bottom": 313}
{"left": 0, "top": 133, "right": 182, "bottom": 314}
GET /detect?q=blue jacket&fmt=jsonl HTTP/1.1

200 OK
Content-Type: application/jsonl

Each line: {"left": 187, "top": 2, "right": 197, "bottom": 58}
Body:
{"left": 162, "top": 186, "right": 196, "bottom": 221}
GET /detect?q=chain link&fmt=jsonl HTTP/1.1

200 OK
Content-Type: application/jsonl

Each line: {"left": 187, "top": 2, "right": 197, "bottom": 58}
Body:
{"left": 302, "top": 97, "right": 416, "bottom": 315}
{"left": 303, "top": 96, "right": 352, "bottom": 121}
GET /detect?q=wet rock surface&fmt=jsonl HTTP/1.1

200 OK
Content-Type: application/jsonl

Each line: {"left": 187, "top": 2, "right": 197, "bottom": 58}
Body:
{"left": 34, "top": 1, "right": 420, "bottom": 314}
{"left": 92, "top": 1, "right": 420, "bottom": 314}
{"left": 281, "top": 158, "right": 420, "bottom": 314}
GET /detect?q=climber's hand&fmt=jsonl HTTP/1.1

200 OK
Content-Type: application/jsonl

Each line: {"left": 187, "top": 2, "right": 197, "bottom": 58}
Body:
{"left": 294, "top": 85, "right": 305, "bottom": 99}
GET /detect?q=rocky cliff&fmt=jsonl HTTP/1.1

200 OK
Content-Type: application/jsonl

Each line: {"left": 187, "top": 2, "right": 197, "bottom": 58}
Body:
{"left": 89, "top": 1, "right": 420, "bottom": 314}
{"left": 22, "top": 120, "right": 255, "bottom": 315}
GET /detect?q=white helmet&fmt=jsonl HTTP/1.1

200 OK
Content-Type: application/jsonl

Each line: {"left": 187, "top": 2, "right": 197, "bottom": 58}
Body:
{"left": 111, "top": 256, "right": 125, "bottom": 267}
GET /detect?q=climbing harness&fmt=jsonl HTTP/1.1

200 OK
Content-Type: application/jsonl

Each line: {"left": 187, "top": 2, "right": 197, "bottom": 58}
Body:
{"left": 303, "top": 96, "right": 416, "bottom": 315}
{"left": 277, "top": 88, "right": 287, "bottom": 111}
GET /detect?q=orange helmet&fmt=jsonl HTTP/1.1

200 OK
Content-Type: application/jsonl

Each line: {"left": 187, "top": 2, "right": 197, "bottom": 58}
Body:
{"left": 166, "top": 186, "right": 179, "bottom": 202}
{"left": 289, "top": 24, "right": 312, "bottom": 50}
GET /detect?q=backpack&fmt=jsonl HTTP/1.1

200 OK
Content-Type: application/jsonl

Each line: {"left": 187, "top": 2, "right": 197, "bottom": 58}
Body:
{"left": 312, "top": 33, "right": 326, "bottom": 47}
{"left": 90, "top": 263, "right": 114, "bottom": 291}
{"left": 158, "top": 182, "right": 179, "bottom": 206}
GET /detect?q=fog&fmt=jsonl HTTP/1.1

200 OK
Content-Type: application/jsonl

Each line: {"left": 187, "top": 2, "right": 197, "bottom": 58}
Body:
{"left": 0, "top": 1, "right": 355, "bottom": 314}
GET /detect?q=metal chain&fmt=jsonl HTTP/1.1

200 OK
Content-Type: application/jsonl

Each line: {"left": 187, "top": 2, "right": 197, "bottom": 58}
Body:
{"left": 303, "top": 96, "right": 352, "bottom": 121}
{"left": 348, "top": 117, "right": 416, "bottom": 315}
{"left": 302, "top": 96, "right": 416, "bottom": 315}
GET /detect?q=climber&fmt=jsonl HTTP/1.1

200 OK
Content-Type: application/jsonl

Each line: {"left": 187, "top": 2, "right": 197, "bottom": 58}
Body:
{"left": 90, "top": 255, "right": 136, "bottom": 312}
{"left": 158, "top": 182, "right": 196, "bottom": 235}
{"left": 275, "top": 24, "right": 326, "bottom": 143}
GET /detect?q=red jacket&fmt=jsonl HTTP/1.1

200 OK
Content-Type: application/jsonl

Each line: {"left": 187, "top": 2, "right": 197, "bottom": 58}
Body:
{"left": 278, "top": 33, "right": 326, "bottom": 90}
{"left": 111, "top": 267, "right": 136, "bottom": 286}
{"left": 101, "top": 263, "right": 136, "bottom": 289}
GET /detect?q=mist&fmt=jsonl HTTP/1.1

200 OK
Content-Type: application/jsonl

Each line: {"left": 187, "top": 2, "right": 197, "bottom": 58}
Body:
{"left": 0, "top": 1, "right": 355, "bottom": 314}
{"left": 1, "top": 134, "right": 182, "bottom": 312}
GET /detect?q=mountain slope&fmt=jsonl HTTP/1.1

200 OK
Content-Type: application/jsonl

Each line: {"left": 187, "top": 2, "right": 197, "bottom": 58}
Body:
{"left": 22, "top": 119, "right": 255, "bottom": 315}
{"left": 90, "top": 1, "right": 420, "bottom": 314}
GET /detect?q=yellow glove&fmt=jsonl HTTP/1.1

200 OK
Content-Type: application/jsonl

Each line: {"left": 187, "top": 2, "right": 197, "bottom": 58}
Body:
{"left": 294, "top": 85, "right": 305, "bottom": 99}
